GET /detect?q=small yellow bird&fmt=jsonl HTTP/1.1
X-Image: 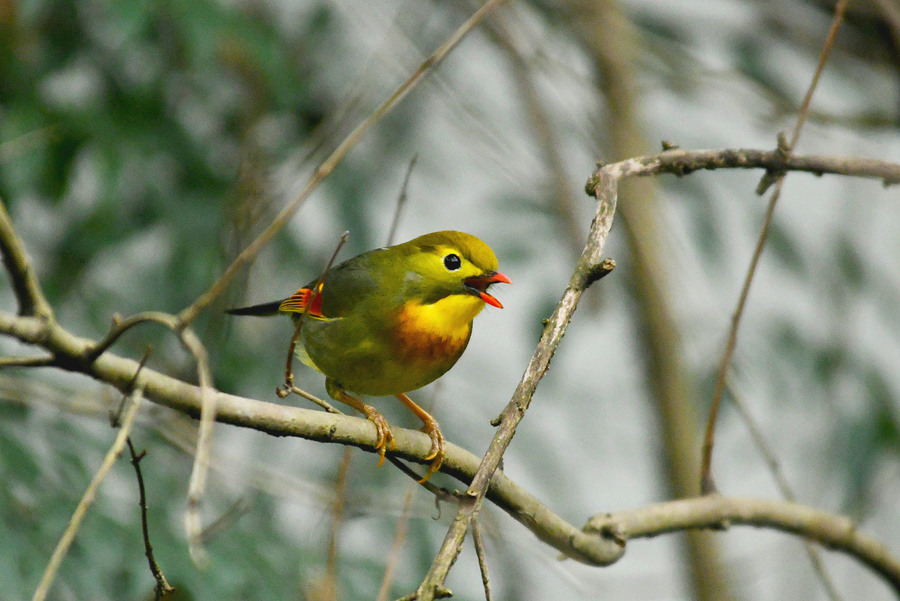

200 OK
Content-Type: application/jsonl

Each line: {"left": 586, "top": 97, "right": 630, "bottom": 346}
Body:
{"left": 228, "top": 230, "right": 510, "bottom": 481}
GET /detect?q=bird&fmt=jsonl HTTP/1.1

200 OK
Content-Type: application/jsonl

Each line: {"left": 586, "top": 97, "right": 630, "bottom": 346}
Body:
{"left": 227, "top": 230, "right": 510, "bottom": 481}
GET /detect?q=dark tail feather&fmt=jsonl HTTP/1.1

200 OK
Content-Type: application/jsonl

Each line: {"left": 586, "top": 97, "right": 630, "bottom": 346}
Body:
{"left": 225, "top": 299, "right": 284, "bottom": 316}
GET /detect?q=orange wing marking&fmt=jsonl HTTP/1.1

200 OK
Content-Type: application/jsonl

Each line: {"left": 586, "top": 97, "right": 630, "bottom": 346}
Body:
{"left": 278, "top": 283, "right": 325, "bottom": 317}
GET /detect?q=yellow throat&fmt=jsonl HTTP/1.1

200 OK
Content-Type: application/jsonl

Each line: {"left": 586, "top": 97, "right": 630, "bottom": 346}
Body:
{"left": 394, "top": 294, "right": 485, "bottom": 361}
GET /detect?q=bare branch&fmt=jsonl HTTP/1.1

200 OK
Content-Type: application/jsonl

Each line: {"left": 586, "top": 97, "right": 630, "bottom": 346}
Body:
{"left": 386, "top": 154, "right": 419, "bottom": 247}
{"left": 585, "top": 495, "right": 900, "bottom": 593}
{"left": 182, "top": 327, "right": 215, "bottom": 566}
{"left": 471, "top": 518, "right": 493, "bottom": 601}
{"left": 376, "top": 485, "right": 417, "bottom": 601}
{"left": 0, "top": 355, "right": 55, "bottom": 367}
{"left": 729, "top": 384, "right": 844, "bottom": 601}
{"left": 84, "top": 312, "right": 180, "bottom": 362}
{"left": 586, "top": 148, "right": 900, "bottom": 193}
{"left": 127, "top": 439, "right": 175, "bottom": 600}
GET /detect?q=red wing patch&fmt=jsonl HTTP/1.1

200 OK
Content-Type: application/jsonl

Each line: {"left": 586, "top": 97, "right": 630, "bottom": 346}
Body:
{"left": 278, "top": 283, "right": 325, "bottom": 317}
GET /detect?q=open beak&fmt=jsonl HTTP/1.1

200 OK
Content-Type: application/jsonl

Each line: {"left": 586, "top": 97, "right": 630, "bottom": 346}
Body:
{"left": 464, "top": 271, "right": 511, "bottom": 308}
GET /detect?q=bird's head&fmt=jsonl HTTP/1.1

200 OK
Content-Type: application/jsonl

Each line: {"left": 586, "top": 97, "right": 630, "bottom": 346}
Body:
{"left": 398, "top": 231, "right": 511, "bottom": 310}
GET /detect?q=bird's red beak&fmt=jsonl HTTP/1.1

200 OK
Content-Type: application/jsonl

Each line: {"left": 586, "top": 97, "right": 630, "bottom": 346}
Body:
{"left": 464, "top": 271, "right": 511, "bottom": 308}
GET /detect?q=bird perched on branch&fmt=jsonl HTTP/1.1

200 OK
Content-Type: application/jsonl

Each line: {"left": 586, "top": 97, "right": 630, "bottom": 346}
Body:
{"left": 227, "top": 230, "right": 510, "bottom": 482}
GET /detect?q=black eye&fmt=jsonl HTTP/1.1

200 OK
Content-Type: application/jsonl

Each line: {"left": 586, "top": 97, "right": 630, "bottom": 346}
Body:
{"left": 443, "top": 253, "right": 461, "bottom": 271}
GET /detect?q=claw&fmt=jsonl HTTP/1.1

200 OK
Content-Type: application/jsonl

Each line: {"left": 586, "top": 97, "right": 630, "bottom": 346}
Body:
{"left": 417, "top": 417, "right": 445, "bottom": 483}
{"left": 364, "top": 406, "right": 396, "bottom": 468}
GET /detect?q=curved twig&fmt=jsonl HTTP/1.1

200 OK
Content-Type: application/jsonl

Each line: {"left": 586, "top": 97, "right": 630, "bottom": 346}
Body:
{"left": 84, "top": 311, "right": 181, "bottom": 362}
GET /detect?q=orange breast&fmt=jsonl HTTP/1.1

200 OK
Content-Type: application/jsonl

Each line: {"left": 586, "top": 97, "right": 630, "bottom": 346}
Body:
{"left": 392, "top": 300, "right": 474, "bottom": 365}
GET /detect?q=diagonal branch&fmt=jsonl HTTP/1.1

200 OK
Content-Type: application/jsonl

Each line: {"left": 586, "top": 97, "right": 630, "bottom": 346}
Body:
{"left": 0, "top": 197, "right": 53, "bottom": 319}
{"left": 413, "top": 169, "right": 620, "bottom": 601}
{"left": 32, "top": 387, "right": 145, "bottom": 601}
{"left": 700, "top": 0, "right": 851, "bottom": 496}
{"left": 175, "top": 0, "right": 511, "bottom": 327}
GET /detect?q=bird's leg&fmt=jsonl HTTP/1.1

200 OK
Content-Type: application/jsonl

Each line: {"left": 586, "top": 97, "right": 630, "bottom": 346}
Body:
{"left": 331, "top": 387, "right": 396, "bottom": 467}
{"left": 395, "top": 393, "right": 445, "bottom": 483}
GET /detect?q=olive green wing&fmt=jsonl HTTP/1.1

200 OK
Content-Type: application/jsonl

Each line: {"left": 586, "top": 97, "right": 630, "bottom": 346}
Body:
{"left": 279, "top": 248, "right": 390, "bottom": 318}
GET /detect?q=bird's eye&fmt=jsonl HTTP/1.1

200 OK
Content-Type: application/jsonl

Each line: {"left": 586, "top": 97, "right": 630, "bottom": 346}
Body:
{"left": 443, "top": 253, "right": 462, "bottom": 271}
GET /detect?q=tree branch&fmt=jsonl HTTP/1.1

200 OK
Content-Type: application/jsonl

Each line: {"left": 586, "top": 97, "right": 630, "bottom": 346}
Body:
{"left": 586, "top": 148, "right": 900, "bottom": 193}
{"left": 585, "top": 496, "right": 900, "bottom": 593}
{"left": 0, "top": 308, "right": 622, "bottom": 568}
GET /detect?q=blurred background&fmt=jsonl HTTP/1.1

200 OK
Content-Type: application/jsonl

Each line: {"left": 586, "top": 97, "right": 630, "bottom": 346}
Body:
{"left": 1, "top": 0, "right": 899, "bottom": 599}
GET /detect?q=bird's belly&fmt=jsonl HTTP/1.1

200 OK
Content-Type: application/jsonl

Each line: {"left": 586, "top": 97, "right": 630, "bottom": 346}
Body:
{"left": 298, "top": 308, "right": 472, "bottom": 397}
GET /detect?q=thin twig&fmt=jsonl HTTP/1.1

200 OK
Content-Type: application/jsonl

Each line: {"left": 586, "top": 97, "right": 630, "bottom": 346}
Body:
{"left": 376, "top": 485, "right": 418, "bottom": 601}
{"left": 471, "top": 518, "right": 493, "bottom": 601}
{"left": 279, "top": 231, "right": 350, "bottom": 395}
{"left": 111, "top": 347, "right": 154, "bottom": 425}
{"left": 198, "top": 497, "right": 253, "bottom": 544}
{"left": 728, "top": 384, "right": 844, "bottom": 601}
{"left": 32, "top": 388, "right": 145, "bottom": 601}
{"left": 289, "top": 385, "right": 341, "bottom": 413}
{"left": 699, "top": 0, "right": 850, "bottom": 495}
{"left": 84, "top": 312, "right": 179, "bottom": 363}
{"left": 127, "top": 439, "right": 175, "bottom": 600}
{"left": 0, "top": 355, "right": 55, "bottom": 367}
{"left": 175, "top": 0, "right": 511, "bottom": 327}
{"left": 323, "top": 448, "right": 353, "bottom": 601}
{"left": 484, "top": 15, "right": 585, "bottom": 261}
{"left": 386, "top": 154, "right": 418, "bottom": 247}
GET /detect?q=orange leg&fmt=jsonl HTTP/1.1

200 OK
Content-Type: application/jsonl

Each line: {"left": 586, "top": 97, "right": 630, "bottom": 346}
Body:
{"left": 331, "top": 387, "right": 396, "bottom": 467}
{"left": 396, "top": 393, "right": 445, "bottom": 482}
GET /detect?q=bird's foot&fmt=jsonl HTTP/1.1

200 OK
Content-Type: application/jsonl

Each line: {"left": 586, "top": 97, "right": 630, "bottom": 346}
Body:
{"left": 417, "top": 417, "right": 445, "bottom": 483}
{"left": 331, "top": 386, "right": 397, "bottom": 467}
{"left": 394, "top": 393, "right": 446, "bottom": 483}
{"left": 364, "top": 409, "right": 397, "bottom": 468}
